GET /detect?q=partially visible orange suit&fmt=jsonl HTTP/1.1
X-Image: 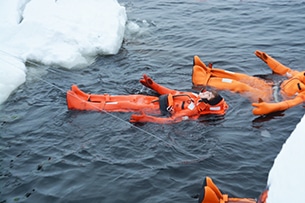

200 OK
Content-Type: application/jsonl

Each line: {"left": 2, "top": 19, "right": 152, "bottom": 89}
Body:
{"left": 198, "top": 176, "right": 258, "bottom": 203}
{"left": 192, "top": 50, "right": 305, "bottom": 115}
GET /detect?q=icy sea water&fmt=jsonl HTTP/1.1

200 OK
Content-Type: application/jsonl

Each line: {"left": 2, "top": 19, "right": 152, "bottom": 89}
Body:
{"left": 1, "top": 0, "right": 305, "bottom": 202}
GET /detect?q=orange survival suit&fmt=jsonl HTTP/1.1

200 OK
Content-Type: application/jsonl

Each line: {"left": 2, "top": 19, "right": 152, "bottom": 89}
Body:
{"left": 198, "top": 176, "right": 267, "bottom": 203}
{"left": 66, "top": 74, "right": 228, "bottom": 124}
{"left": 192, "top": 50, "right": 305, "bottom": 115}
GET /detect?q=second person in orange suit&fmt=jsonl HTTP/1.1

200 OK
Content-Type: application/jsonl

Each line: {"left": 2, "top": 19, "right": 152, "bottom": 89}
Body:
{"left": 192, "top": 50, "right": 305, "bottom": 115}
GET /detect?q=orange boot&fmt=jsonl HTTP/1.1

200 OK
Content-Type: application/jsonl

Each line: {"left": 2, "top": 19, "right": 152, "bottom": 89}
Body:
{"left": 192, "top": 55, "right": 213, "bottom": 87}
{"left": 194, "top": 55, "right": 209, "bottom": 70}
{"left": 192, "top": 65, "right": 212, "bottom": 87}
{"left": 205, "top": 177, "right": 224, "bottom": 199}
{"left": 199, "top": 186, "right": 222, "bottom": 203}
{"left": 198, "top": 177, "right": 257, "bottom": 203}
{"left": 199, "top": 177, "right": 228, "bottom": 203}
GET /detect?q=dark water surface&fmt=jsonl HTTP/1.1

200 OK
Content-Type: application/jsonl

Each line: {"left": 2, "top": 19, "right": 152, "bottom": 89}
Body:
{"left": 1, "top": 0, "right": 305, "bottom": 202}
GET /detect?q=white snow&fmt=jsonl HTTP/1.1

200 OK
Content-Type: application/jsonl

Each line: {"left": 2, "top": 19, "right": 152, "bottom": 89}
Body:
{"left": 0, "top": 0, "right": 126, "bottom": 104}
{"left": 266, "top": 114, "right": 305, "bottom": 203}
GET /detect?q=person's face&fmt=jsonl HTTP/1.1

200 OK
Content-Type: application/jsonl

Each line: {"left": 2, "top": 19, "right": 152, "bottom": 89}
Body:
{"left": 199, "top": 91, "right": 215, "bottom": 100}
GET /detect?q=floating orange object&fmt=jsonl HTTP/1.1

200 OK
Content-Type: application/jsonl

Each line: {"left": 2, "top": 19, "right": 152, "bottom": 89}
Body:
{"left": 199, "top": 177, "right": 257, "bottom": 203}
{"left": 199, "top": 176, "right": 269, "bottom": 203}
{"left": 192, "top": 50, "right": 305, "bottom": 115}
{"left": 66, "top": 74, "right": 228, "bottom": 123}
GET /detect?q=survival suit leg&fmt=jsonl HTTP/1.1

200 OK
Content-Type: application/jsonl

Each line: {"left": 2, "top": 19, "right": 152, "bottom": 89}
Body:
{"left": 102, "top": 100, "right": 159, "bottom": 113}
{"left": 195, "top": 76, "right": 272, "bottom": 102}
{"left": 69, "top": 85, "right": 160, "bottom": 113}
{"left": 192, "top": 57, "right": 271, "bottom": 88}
{"left": 89, "top": 95, "right": 159, "bottom": 113}
{"left": 71, "top": 85, "right": 156, "bottom": 104}
{"left": 255, "top": 50, "right": 298, "bottom": 76}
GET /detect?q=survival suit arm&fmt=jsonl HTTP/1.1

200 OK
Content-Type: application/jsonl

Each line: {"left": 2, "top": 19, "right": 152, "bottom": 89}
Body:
{"left": 140, "top": 74, "right": 177, "bottom": 95}
{"left": 129, "top": 111, "right": 196, "bottom": 124}
{"left": 255, "top": 50, "right": 299, "bottom": 77}
{"left": 130, "top": 113, "right": 181, "bottom": 124}
{"left": 252, "top": 93, "right": 305, "bottom": 115}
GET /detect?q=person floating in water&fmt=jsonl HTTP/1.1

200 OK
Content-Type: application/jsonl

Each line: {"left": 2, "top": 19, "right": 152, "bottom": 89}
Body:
{"left": 192, "top": 50, "right": 305, "bottom": 115}
{"left": 198, "top": 176, "right": 267, "bottom": 203}
{"left": 67, "top": 74, "right": 228, "bottom": 124}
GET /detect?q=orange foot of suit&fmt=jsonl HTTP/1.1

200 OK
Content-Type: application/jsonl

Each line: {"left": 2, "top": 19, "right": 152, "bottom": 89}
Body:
{"left": 199, "top": 177, "right": 256, "bottom": 203}
{"left": 192, "top": 55, "right": 213, "bottom": 87}
{"left": 194, "top": 55, "right": 208, "bottom": 70}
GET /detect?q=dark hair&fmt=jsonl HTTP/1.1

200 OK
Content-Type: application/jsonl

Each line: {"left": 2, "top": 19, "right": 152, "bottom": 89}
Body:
{"left": 199, "top": 90, "right": 223, "bottom": 105}
{"left": 207, "top": 93, "right": 223, "bottom": 105}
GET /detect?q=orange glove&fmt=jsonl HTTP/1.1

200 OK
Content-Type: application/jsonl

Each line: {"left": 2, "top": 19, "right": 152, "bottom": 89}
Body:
{"left": 140, "top": 74, "right": 154, "bottom": 88}
{"left": 252, "top": 94, "right": 305, "bottom": 115}
{"left": 252, "top": 102, "right": 278, "bottom": 115}
{"left": 252, "top": 100, "right": 288, "bottom": 115}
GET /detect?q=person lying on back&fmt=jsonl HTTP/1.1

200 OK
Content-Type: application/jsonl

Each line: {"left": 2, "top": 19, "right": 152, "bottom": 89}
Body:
{"left": 67, "top": 74, "right": 228, "bottom": 124}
